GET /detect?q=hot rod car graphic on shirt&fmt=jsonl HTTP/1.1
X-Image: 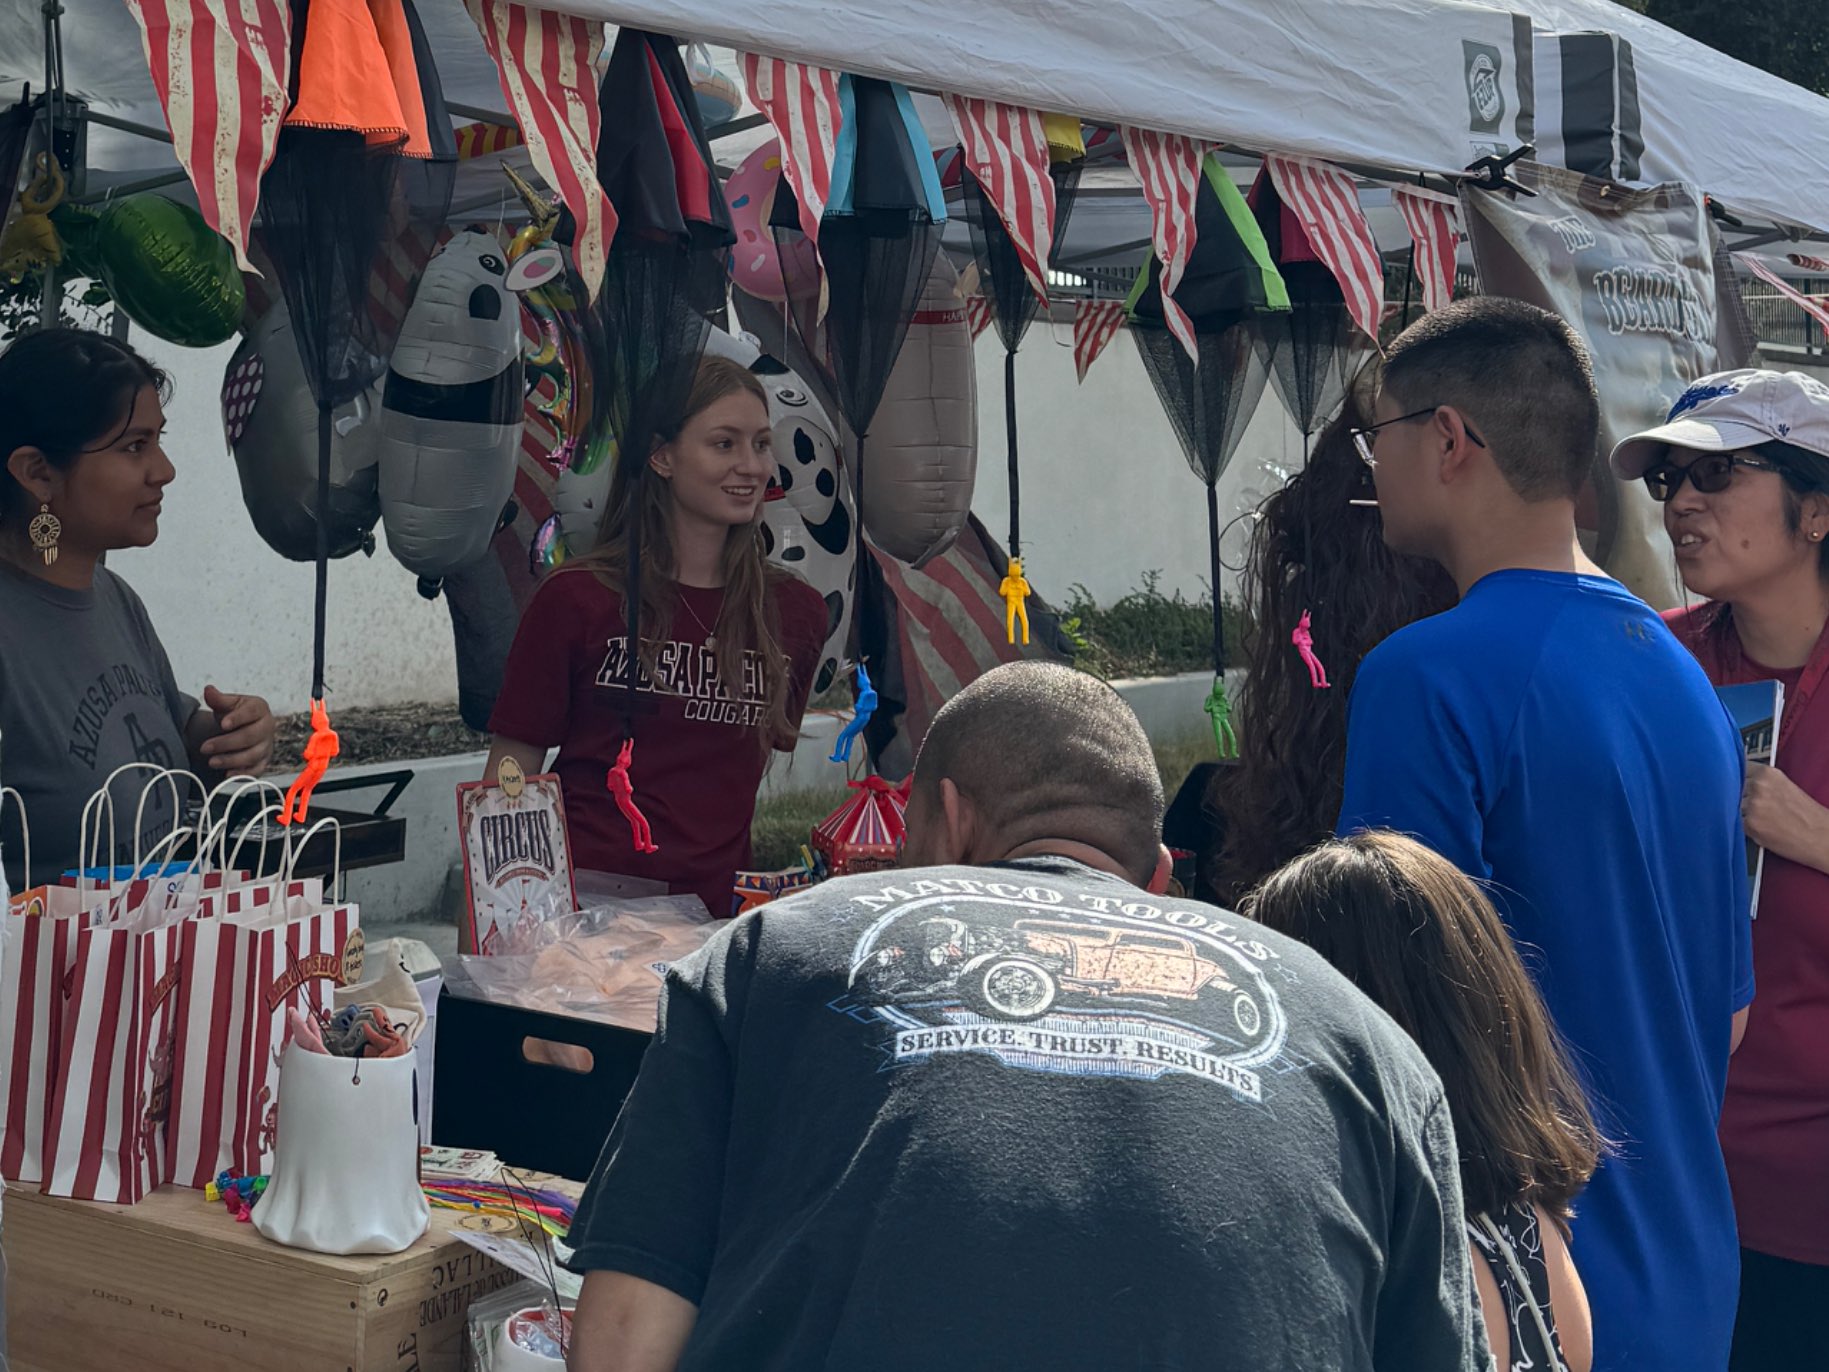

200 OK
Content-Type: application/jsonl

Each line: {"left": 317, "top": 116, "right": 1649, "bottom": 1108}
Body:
{"left": 852, "top": 915, "right": 1265, "bottom": 1040}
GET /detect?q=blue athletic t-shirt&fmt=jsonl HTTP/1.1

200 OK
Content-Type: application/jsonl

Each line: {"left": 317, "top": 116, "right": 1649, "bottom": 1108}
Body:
{"left": 1338, "top": 570, "right": 1752, "bottom": 1372}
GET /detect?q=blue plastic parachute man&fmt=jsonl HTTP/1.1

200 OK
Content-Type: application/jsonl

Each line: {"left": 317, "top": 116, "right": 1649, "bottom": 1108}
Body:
{"left": 830, "top": 661, "right": 878, "bottom": 765}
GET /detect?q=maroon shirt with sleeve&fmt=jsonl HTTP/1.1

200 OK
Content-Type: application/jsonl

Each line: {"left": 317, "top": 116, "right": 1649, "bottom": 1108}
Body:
{"left": 489, "top": 567, "right": 829, "bottom": 919}
{"left": 1665, "top": 602, "right": 1829, "bottom": 1264}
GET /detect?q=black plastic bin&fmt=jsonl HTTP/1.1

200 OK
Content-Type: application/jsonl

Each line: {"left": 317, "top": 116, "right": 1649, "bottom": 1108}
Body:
{"left": 432, "top": 988, "right": 651, "bottom": 1182}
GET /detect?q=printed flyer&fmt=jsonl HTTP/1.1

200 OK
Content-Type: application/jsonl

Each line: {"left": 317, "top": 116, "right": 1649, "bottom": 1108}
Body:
{"left": 457, "top": 760, "right": 578, "bottom": 955}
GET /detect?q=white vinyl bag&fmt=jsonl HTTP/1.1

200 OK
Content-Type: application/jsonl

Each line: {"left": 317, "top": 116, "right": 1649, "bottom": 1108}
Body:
{"left": 252, "top": 1041, "right": 428, "bottom": 1255}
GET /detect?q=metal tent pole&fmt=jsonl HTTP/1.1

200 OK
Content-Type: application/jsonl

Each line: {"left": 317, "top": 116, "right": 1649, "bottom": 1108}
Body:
{"left": 36, "top": 0, "right": 66, "bottom": 327}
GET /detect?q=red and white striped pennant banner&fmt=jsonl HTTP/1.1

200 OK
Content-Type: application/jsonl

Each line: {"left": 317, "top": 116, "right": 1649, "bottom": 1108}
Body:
{"left": 1740, "top": 254, "right": 1829, "bottom": 342}
{"left": 1265, "top": 153, "right": 1385, "bottom": 344}
{"left": 1392, "top": 186, "right": 1460, "bottom": 318}
{"left": 1787, "top": 252, "right": 1829, "bottom": 274}
{"left": 944, "top": 95, "right": 1057, "bottom": 306}
{"left": 464, "top": 0, "right": 613, "bottom": 301}
{"left": 964, "top": 295, "right": 996, "bottom": 340}
{"left": 1121, "top": 128, "right": 1208, "bottom": 363}
{"left": 1074, "top": 299, "right": 1128, "bottom": 383}
{"left": 741, "top": 53, "right": 843, "bottom": 246}
{"left": 122, "top": 0, "right": 293, "bottom": 271}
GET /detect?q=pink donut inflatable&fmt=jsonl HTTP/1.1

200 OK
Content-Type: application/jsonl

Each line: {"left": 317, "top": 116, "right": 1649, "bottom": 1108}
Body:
{"left": 726, "top": 138, "right": 819, "bottom": 303}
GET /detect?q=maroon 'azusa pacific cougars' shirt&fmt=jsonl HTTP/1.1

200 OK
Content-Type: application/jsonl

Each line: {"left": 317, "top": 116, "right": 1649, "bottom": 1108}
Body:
{"left": 489, "top": 567, "right": 828, "bottom": 918}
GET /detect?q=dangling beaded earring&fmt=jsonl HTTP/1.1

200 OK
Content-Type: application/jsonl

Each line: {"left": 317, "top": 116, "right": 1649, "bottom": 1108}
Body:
{"left": 28, "top": 503, "right": 60, "bottom": 566}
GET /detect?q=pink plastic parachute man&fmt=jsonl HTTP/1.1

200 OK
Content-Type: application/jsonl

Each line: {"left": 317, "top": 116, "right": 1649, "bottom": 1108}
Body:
{"left": 1292, "top": 610, "right": 1330, "bottom": 690}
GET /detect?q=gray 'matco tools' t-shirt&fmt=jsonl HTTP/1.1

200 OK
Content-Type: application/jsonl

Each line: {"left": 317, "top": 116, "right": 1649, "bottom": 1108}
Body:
{"left": 567, "top": 856, "right": 1485, "bottom": 1372}
{"left": 0, "top": 560, "right": 195, "bottom": 889}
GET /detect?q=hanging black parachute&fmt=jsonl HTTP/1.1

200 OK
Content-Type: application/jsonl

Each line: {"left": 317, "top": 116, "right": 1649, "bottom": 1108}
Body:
{"left": 255, "top": 0, "right": 454, "bottom": 821}
{"left": 1128, "top": 153, "right": 1287, "bottom": 757}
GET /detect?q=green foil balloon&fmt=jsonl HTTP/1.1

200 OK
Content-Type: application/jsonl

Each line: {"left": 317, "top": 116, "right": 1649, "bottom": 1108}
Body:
{"left": 96, "top": 195, "right": 244, "bottom": 347}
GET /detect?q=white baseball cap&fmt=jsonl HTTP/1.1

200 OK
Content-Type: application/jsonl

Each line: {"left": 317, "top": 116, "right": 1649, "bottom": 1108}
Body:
{"left": 1610, "top": 368, "right": 1829, "bottom": 481}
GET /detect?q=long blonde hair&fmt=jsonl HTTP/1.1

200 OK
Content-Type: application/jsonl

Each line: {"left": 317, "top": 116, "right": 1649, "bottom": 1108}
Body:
{"left": 566, "top": 356, "right": 798, "bottom": 749}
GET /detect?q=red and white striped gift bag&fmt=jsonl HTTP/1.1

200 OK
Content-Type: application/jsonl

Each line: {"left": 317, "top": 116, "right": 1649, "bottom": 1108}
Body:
{"left": 0, "top": 905, "right": 81, "bottom": 1185}
{"left": 230, "top": 897, "right": 364, "bottom": 1176}
{"left": 164, "top": 914, "right": 253, "bottom": 1189}
{"left": 40, "top": 918, "right": 186, "bottom": 1203}
{"left": 163, "top": 880, "right": 329, "bottom": 1189}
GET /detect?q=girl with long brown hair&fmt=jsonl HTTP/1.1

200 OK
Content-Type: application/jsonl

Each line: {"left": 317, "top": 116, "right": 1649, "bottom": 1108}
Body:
{"left": 1247, "top": 831, "right": 1604, "bottom": 1372}
{"left": 1190, "top": 371, "right": 1458, "bottom": 908}
{"left": 484, "top": 356, "right": 828, "bottom": 929}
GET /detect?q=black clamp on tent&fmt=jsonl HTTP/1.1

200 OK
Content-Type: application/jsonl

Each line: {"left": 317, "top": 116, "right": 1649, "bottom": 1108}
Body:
{"left": 1464, "top": 143, "right": 1537, "bottom": 197}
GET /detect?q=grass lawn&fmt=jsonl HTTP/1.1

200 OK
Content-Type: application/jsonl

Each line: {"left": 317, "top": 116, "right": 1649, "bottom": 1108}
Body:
{"left": 749, "top": 733, "right": 1214, "bottom": 870}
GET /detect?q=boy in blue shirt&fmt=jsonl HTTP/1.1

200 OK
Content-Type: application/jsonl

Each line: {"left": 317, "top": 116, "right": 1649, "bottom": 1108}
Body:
{"left": 1339, "top": 297, "right": 1751, "bottom": 1370}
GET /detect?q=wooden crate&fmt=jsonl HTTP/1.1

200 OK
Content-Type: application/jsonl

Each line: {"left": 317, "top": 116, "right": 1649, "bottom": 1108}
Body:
{"left": 3, "top": 1183, "right": 538, "bottom": 1372}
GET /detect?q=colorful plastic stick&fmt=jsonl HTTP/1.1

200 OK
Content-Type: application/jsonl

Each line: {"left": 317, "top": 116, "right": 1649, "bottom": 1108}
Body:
{"left": 606, "top": 739, "right": 659, "bottom": 853}
{"left": 829, "top": 662, "right": 877, "bottom": 765}
{"left": 999, "top": 557, "right": 1032, "bottom": 646}
{"left": 1204, "top": 675, "right": 1238, "bottom": 759}
{"left": 1292, "top": 609, "right": 1330, "bottom": 690}
{"left": 281, "top": 698, "right": 339, "bottom": 825}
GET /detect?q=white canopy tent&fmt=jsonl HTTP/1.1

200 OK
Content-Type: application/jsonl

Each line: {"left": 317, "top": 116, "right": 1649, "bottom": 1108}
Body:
{"left": 565, "top": 0, "right": 1829, "bottom": 240}
{"left": 6, "top": 0, "right": 1829, "bottom": 269}
{"left": 10, "top": 0, "right": 1829, "bottom": 234}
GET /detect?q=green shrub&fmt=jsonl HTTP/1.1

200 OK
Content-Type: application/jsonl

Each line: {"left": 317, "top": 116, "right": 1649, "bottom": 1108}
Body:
{"left": 1063, "top": 572, "right": 1248, "bottom": 680}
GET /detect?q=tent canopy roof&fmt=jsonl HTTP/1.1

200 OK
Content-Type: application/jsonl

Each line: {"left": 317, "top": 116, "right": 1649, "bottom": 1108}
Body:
{"left": 4, "top": 0, "right": 1827, "bottom": 276}
{"left": 563, "top": 0, "right": 1829, "bottom": 239}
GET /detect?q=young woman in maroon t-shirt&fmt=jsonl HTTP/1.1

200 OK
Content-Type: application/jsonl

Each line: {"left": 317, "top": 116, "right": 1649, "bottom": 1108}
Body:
{"left": 483, "top": 357, "right": 828, "bottom": 933}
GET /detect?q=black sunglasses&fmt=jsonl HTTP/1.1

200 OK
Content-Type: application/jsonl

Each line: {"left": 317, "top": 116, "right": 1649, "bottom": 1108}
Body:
{"left": 1350, "top": 406, "right": 1487, "bottom": 469}
{"left": 1641, "top": 452, "right": 1783, "bottom": 503}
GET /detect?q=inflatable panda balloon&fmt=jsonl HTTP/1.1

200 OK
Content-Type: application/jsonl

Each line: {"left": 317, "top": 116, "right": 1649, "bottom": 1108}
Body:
{"left": 377, "top": 229, "right": 527, "bottom": 584}
{"left": 223, "top": 299, "right": 381, "bottom": 562}
{"left": 863, "top": 253, "right": 978, "bottom": 567}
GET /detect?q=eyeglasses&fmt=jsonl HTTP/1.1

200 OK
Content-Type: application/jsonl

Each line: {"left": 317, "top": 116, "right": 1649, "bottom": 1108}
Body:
{"left": 1641, "top": 452, "right": 1783, "bottom": 503}
{"left": 1350, "top": 407, "right": 1488, "bottom": 470}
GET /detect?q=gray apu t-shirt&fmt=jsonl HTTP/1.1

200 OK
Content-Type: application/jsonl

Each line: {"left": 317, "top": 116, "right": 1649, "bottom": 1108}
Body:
{"left": 0, "top": 561, "right": 196, "bottom": 889}
{"left": 568, "top": 856, "right": 1486, "bottom": 1372}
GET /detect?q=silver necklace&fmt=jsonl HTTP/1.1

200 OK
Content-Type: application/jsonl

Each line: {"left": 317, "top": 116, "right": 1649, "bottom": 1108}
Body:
{"left": 678, "top": 592, "right": 720, "bottom": 651}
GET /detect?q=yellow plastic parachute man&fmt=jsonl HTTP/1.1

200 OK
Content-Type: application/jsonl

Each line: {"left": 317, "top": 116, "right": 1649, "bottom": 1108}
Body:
{"left": 999, "top": 557, "right": 1031, "bottom": 646}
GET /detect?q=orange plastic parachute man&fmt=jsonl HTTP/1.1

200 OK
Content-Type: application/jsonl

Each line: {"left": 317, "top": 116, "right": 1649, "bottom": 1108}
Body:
{"left": 281, "top": 699, "right": 340, "bottom": 825}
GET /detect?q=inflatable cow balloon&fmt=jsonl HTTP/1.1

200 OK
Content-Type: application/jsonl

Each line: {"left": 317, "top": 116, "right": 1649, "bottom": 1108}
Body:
{"left": 224, "top": 299, "right": 381, "bottom": 562}
{"left": 377, "top": 229, "right": 527, "bottom": 586}
{"left": 863, "top": 253, "right": 978, "bottom": 567}
{"left": 756, "top": 360, "right": 855, "bottom": 697}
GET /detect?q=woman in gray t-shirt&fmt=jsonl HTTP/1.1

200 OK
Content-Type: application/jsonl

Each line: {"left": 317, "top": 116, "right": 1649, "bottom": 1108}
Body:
{"left": 0, "top": 329, "right": 276, "bottom": 887}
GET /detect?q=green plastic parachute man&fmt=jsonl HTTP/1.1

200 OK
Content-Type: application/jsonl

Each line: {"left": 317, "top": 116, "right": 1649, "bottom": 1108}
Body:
{"left": 1203, "top": 674, "right": 1238, "bottom": 759}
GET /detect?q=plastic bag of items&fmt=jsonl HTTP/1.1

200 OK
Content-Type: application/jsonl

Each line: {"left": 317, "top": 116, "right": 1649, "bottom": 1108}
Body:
{"left": 468, "top": 1281, "right": 573, "bottom": 1371}
{"left": 447, "top": 896, "right": 717, "bottom": 1034}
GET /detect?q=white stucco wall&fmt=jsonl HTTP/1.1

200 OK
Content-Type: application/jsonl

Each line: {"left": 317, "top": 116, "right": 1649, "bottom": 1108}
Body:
{"left": 111, "top": 325, "right": 1304, "bottom": 711}
{"left": 968, "top": 326, "right": 1304, "bottom": 608}
{"left": 106, "top": 335, "right": 465, "bottom": 710}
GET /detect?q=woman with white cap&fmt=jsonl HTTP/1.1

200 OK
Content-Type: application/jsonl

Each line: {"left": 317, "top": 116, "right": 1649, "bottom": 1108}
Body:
{"left": 1612, "top": 368, "right": 1829, "bottom": 1371}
